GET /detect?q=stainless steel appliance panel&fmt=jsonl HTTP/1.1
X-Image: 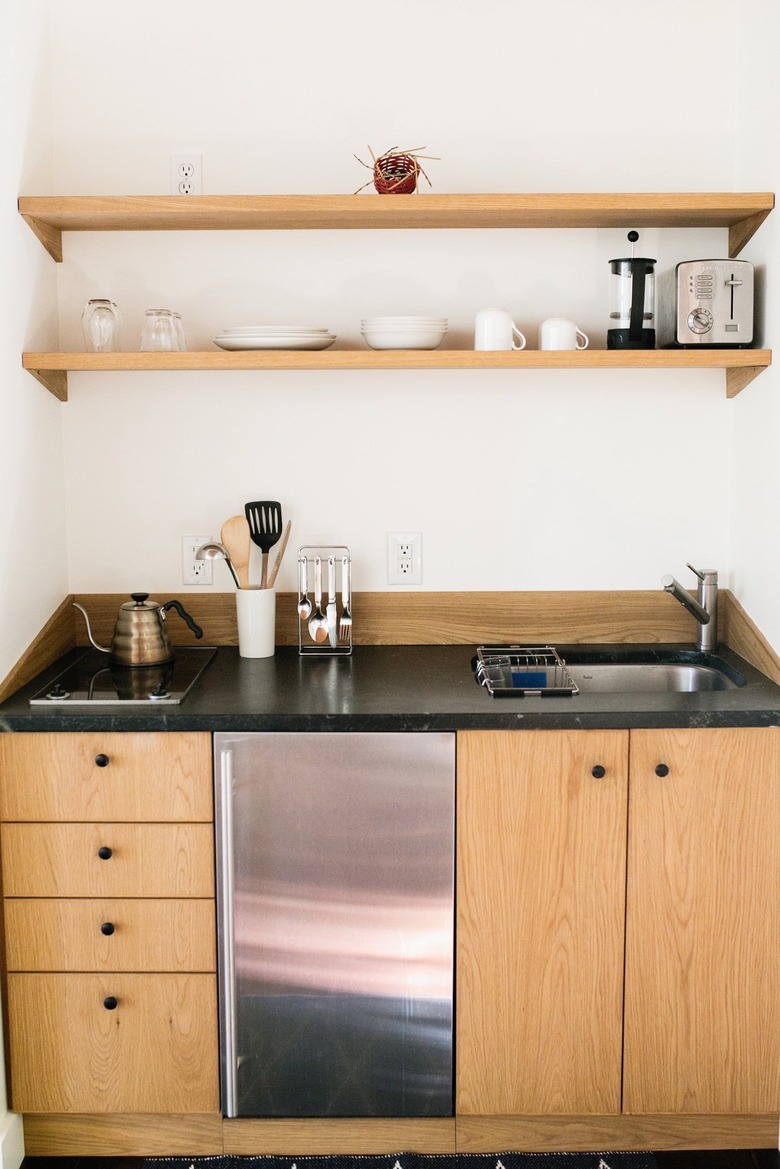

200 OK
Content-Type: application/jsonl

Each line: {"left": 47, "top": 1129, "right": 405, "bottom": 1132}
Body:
{"left": 215, "top": 731, "right": 455, "bottom": 1117}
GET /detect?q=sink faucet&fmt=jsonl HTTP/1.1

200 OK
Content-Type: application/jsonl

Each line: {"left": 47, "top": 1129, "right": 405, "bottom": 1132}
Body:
{"left": 661, "top": 564, "right": 718, "bottom": 652}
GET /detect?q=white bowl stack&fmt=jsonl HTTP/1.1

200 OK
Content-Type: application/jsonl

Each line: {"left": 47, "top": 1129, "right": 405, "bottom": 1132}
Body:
{"left": 360, "top": 316, "right": 448, "bottom": 350}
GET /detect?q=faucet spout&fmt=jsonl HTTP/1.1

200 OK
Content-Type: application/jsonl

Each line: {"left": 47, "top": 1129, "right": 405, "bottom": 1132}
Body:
{"left": 661, "top": 564, "right": 718, "bottom": 653}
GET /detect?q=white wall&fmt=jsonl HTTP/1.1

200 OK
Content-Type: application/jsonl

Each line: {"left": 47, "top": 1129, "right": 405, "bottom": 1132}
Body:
{"left": 731, "top": 0, "right": 780, "bottom": 649}
{"left": 1, "top": 2, "right": 68, "bottom": 687}
{"left": 0, "top": 5, "right": 59, "bottom": 1159}
{"left": 39, "top": 0, "right": 751, "bottom": 605}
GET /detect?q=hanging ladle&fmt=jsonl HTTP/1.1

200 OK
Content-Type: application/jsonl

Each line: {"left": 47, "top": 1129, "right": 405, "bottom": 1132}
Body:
{"left": 196, "top": 541, "right": 241, "bottom": 589}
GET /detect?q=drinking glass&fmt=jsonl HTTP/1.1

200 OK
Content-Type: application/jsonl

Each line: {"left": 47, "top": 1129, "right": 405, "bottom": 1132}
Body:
{"left": 82, "top": 299, "right": 120, "bottom": 352}
{"left": 140, "top": 308, "right": 179, "bottom": 351}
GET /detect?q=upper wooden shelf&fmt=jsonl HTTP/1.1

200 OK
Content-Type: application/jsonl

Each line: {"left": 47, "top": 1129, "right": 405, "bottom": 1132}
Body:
{"left": 23, "top": 347, "right": 772, "bottom": 402}
{"left": 18, "top": 192, "right": 775, "bottom": 262}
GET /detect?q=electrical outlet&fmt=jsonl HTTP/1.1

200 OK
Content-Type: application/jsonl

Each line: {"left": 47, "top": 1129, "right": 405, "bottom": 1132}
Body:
{"left": 387, "top": 531, "right": 422, "bottom": 585}
{"left": 182, "top": 535, "right": 213, "bottom": 585}
{"left": 170, "top": 152, "right": 202, "bottom": 195}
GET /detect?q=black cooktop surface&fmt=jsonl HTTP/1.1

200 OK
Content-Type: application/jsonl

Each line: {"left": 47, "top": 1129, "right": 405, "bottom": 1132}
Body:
{"left": 29, "top": 647, "right": 217, "bottom": 706}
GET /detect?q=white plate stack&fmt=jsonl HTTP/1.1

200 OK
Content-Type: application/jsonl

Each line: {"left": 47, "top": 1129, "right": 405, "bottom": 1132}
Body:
{"left": 213, "top": 326, "right": 336, "bottom": 351}
{"left": 360, "top": 316, "right": 448, "bottom": 350}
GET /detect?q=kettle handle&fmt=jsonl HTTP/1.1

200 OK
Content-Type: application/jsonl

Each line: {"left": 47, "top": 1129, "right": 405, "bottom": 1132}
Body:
{"left": 162, "top": 600, "right": 203, "bottom": 639}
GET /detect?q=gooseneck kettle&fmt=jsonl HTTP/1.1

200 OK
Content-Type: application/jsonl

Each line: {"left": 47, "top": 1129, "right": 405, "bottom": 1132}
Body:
{"left": 74, "top": 592, "right": 203, "bottom": 667}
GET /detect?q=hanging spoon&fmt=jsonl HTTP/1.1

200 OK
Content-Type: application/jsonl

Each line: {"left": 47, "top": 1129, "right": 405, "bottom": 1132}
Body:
{"left": 297, "top": 555, "right": 312, "bottom": 619}
{"left": 307, "top": 556, "right": 329, "bottom": 643}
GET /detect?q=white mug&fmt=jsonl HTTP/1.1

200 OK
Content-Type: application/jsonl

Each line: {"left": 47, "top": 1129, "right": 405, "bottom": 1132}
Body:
{"left": 539, "top": 317, "right": 589, "bottom": 351}
{"left": 236, "top": 587, "right": 276, "bottom": 658}
{"left": 474, "top": 308, "right": 527, "bottom": 351}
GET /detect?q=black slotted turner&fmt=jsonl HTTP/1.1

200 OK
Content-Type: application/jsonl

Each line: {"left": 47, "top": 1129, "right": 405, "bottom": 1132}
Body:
{"left": 245, "top": 501, "right": 283, "bottom": 588}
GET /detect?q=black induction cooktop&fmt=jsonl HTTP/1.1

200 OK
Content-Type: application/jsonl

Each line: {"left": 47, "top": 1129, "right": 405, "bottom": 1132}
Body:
{"left": 29, "top": 647, "right": 217, "bottom": 706}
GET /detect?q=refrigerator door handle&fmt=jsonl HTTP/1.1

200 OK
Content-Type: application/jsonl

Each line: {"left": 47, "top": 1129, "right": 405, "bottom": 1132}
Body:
{"left": 218, "top": 747, "right": 238, "bottom": 1117}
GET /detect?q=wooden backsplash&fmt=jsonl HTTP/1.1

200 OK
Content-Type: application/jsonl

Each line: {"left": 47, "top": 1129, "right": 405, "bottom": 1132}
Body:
{"left": 2, "top": 588, "right": 779, "bottom": 704}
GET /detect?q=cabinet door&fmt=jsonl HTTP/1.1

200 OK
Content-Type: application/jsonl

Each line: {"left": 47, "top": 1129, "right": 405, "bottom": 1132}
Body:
{"left": 625, "top": 728, "right": 780, "bottom": 1114}
{"left": 6, "top": 972, "right": 219, "bottom": 1113}
{"left": 0, "top": 731, "right": 212, "bottom": 822}
{"left": 456, "top": 729, "right": 629, "bottom": 1115}
{"left": 4, "top": 898, "right": 216, "bottom": 972}
{"left": 0, "top": 823, "right": 214, "bottom": 897}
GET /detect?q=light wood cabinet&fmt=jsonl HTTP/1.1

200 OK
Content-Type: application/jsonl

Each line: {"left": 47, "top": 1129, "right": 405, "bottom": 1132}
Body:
{"left": 456, "top": 729, "right": 629, "bottom": 1115}
{"left": 0, "top": 822, "right": 214, "bottom": 897}
{"left": 6, "top": 972, "right": 218, "bottom": 1113}
{"left": 0, "top": 730, "right": 212, "bottom": 821}
{"left": 0, "top": 730, "right": 219, "bottom": 1115}
{"left": 4, "top": 898, "right": 216, "bottom": 972}
{"left": 624, "top": 728, "right": 780, "bottom": 1114}
{"left": 456, "top": 726, "right": 780, "bottom": 1121}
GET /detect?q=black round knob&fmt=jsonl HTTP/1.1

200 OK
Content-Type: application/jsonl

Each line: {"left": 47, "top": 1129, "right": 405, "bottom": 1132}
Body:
{"left": 628, "top": 230, "right": 640, "bottom": 243}
{"left": 591, "top": 765, "right": 606, "bottom": 779}
{"left": 103, "top": 996, "right": 118, "bottom": 1011}
{"left": 97, "top": 846, "right": 113, "bottom": 860}
{"left": 655, "top": 763, "right": 670, "bottom": 777}
{"left": 130, "top": 592, "right": 149, "bottom": 605}
{"left": 100, "top": 922, "right": 115, "bottom": 936}
{"left": 94, "top": 753, "right": 110, "bottom": 768}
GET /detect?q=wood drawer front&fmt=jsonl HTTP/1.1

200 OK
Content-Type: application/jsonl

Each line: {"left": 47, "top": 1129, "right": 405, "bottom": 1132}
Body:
{"left": 4, "top": 898, "right": 216, "bottom": 972}
{"left": 0, "top": 732, "right": 212, "bottom": 822}
{"left": 0, "top": 823, "right": 214, "bottom": 897}
{"left": 7, "top": 972, "right": 219, "bottom": 1114}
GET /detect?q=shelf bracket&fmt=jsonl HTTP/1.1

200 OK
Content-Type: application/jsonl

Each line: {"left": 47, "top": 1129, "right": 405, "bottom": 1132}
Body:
{"left": 26, "top": 365, "right": 68, "bottom": 401}
{"left": 729, "top": 210, "right": 772, "bottom": 257}
{"left": 726, "top": 363, "right": 769, "bottom": 398}
{"left": 20, "top": 214, "right": 63, "bottom": 263}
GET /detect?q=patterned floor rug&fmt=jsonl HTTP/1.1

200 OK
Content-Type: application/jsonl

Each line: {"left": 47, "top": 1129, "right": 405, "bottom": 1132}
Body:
{"left": 145, "top": 1153, "right": 658, "bottom": 1169}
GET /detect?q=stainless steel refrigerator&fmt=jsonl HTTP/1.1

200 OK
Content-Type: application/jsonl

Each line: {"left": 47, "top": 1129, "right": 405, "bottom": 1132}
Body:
{"left": 214, "top": 731, "right": 455, "bottom": 1117}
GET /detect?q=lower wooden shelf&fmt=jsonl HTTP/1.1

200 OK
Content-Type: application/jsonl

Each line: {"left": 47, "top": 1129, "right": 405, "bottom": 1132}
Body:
{"left": 22, "top": 348, "right": 772, "bottom": 401}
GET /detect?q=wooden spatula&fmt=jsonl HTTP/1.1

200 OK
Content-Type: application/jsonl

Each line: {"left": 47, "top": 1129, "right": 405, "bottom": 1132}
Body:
{"left": 220, "top": 515, "right": 251, "bottom": 589}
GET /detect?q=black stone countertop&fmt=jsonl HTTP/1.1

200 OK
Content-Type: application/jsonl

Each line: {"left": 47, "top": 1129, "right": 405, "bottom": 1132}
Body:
{"left": 3, "top": 642, "right": 780, "bottom": 733}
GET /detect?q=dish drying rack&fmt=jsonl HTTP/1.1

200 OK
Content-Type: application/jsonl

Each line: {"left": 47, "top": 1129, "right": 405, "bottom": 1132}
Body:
{"left": 298, "top": 545, "right": 352, "bottom": 656}
{"left": 475, "top": 645, "right": 579, "bottom": 696}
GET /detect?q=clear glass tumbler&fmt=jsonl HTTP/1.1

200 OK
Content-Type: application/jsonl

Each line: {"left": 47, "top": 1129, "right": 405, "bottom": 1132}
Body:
{"left": 140, "top": 308, "right": 179, "bottom": 351}
{"left": 82, "top": 299, "right": 120, "bottom": 352}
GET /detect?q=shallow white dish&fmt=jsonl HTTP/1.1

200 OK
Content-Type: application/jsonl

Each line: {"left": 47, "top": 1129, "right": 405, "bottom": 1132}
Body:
{"left": 361, "top": 317, "right": 447, "bottom": 326}
{"left": 214, "top": 333, "right": 337, "bottom": 351}
{"left": 361, "top": 328, "right": 447, "bottom": 350}
{"left": 222, "top": 325, "right": 331, "bottom": 335}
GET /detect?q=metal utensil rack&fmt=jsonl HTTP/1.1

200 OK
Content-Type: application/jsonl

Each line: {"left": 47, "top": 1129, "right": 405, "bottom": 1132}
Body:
{"left": 475, "top": 645, "right": 578, "bottom": 696}
{"left": 298, "top": 545, "right": 352, "bottom": 656}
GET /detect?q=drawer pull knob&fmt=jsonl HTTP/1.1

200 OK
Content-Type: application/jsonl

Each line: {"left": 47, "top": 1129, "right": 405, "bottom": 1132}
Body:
{"left": 94, "top": 753, "right": 110, "bottom": 767}
{"left": 103, "top": 996, "right": 118, "bottom": 1011}
{"left": 100, "top": 921, "right": 115, "bottom": 936}
{"left": 655, "top": 763, "right": 670, "bottom": 777}
{"left": 97, "top": 846, "right": 113, "bottom": 860}
{"left": 591, "top": 764, "right": 606, "bottom": 779}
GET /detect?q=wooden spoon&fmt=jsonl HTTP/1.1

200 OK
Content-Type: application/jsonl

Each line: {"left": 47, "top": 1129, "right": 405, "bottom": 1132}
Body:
{"left": 220, "top": 515, "right": 251, "bottom": 589}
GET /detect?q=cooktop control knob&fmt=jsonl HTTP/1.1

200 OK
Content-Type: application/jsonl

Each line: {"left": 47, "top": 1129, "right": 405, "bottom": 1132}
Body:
{"left": 687, "top": 307, "right": 713, "bottom": 334}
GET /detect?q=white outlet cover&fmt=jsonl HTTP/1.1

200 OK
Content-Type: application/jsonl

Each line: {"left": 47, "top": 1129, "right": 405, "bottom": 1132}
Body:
{"left": 387, "top": 531, "right": 422, "bottom": 585}
{"left": 182, "top": 534, "right": 213, "bottom": 585}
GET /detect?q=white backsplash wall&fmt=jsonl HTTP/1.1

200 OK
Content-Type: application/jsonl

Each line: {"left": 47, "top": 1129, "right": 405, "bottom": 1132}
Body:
{"left": 39, "top": 0, "right": 752, "bottom": 599}
{"left": 731, "top": 0, "right": 780, "bottom": 652}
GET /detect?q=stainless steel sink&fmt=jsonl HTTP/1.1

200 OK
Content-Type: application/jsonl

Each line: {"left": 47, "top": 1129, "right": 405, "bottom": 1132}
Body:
{"left": 473, "top": 645, "right": 750, "bottom": 696}
{"left": 565, "top": 661, "right": 742, "bottom": 693}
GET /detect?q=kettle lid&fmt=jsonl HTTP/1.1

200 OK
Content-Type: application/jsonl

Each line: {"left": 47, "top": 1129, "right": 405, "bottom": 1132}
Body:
{"left": 121, "top": 592, "right": 158, "bottom": 611}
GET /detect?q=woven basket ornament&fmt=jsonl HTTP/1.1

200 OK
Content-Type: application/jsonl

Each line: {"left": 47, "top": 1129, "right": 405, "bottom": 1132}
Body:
{"left": 354, "top": 146, "right": 437, "bottom": 195}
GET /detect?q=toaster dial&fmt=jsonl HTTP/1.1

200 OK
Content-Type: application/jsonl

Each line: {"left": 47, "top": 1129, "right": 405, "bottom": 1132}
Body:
{"left": 687, "top": 307, "right": 713, "bottom": 334}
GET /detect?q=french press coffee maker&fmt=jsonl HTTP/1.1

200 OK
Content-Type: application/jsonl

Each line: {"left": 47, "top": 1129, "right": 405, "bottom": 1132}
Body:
{"left": 608, "top": 231, "right": 656, "bottom": 349}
